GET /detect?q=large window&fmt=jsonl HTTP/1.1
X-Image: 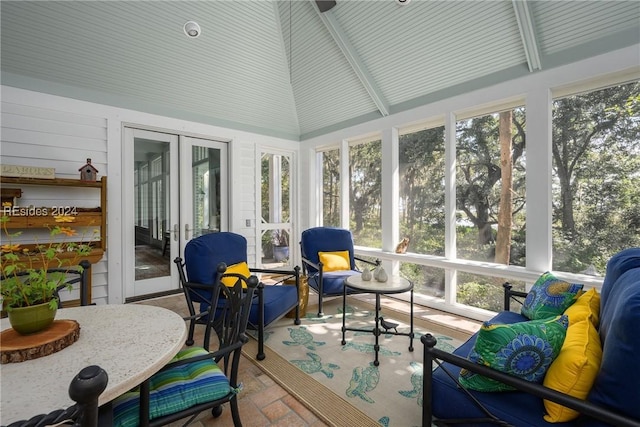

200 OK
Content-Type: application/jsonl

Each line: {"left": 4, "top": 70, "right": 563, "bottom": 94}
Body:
{"left": 398, "top": 126, "right": 446, "bottom": 296}
{"left": 455, "top": 108, "right": 526, "bottom": 266}
{"left": 349, "top": 137, "right": 382, "bottom": 247}
{"left": 320, "top": 148, "right": 340, "bottom": 227}
{"left": 311, "top": 74, "right": 637, "bottom": 320}
{"left": 552, "top": 81, "right": 640, "bottom": 274}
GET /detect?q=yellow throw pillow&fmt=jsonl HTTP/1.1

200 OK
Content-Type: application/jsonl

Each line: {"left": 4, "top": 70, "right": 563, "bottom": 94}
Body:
{"left": 220, "top": 262, "right": 250, "bottom": 288}
{"left": 543, "top": 316, "right": 602, "bottom": 423}
{"left": 318, "top": 250, "right": 350, "bottom": 272}
{"left": 564, "top": 288, "right": 600, "bottom": 327}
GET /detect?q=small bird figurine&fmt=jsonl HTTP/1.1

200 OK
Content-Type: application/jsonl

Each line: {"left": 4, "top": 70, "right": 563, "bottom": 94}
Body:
{"left": 380, "top": 317, "right": 399, "bottom": 333}
{"left": 395, "top": 237, "right": 410, "bottom": 254}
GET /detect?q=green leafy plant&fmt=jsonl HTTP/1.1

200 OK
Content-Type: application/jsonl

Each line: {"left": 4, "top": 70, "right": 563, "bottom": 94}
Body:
{"left": 1, "top": 215, "right": 97, "bottom": 311}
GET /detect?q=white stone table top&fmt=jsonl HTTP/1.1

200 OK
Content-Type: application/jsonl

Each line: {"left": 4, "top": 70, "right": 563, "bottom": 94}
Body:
{"left": 1, "top": 304, "right": 187, "bottom": 425}
{"left": 344, "top": 274, "right": 413, "bottom": 294}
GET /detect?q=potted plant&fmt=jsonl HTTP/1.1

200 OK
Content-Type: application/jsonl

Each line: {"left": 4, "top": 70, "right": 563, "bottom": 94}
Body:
{"left": 1, "top": 215, "right": 96, "bottom": 334}
{"left": 272, "top": 229, "right": 289, "bottom": 262}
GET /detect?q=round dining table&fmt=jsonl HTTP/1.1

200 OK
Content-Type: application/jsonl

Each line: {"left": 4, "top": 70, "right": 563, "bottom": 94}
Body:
{"left": 1, "top": 303, "right": 187, "bottom": 425}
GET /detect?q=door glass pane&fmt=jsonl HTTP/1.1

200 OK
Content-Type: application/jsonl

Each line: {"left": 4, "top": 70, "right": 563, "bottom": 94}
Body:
{"left": 260, "top": 152, "right": 292, "bottom": 268}
{"left": 134, "top": 138, "right": 171, "bottom": 281}
{"left": 192, "top": 146, "right": 221, "bottom": 237}
{"left": 260, "top": 154, "right": 290, "bottom": 223}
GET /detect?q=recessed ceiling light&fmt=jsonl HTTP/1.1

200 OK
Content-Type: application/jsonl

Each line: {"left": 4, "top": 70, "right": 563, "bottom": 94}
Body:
{"left": 183, "top": 21, "right": 201, "bottom": 38}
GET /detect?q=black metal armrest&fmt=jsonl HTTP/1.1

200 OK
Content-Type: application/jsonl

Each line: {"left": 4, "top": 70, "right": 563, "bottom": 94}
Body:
{"left": 354, "top": 256, "right": 380, "bottom": 268}
{"left": 301, "top": 256, "right": 320, "bottom": 272}
{"left": 250, "top": 266, "right": 300, "bottom": 287}
{"left": 5, "top": 365, "right": 108, "bottom": 427}
{"left": 503, "top": 282, "right": 527, "bottom": 311}
{"left": 421, "top": 334, "right": 639, "bottom": 427}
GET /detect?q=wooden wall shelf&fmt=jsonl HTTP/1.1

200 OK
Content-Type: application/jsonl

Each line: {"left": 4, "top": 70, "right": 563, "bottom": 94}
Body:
{"left": 0, "top": 176, "right": 107, "bottom": 305}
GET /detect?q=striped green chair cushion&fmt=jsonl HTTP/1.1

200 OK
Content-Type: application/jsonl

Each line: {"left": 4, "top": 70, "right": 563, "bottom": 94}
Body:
{"left": 113, "top": 347, "right": 235, "bottom": 427}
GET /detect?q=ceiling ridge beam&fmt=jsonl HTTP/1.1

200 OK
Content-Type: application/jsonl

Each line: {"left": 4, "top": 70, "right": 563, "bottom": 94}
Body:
{"left": 272, "top": 1, "right": 301, "bottom": 134}
{"left": 512, "top": 0, "right": 542, "bottom": 72}
{"left": 312, "top": 2, "right": 390, "bottom": 117}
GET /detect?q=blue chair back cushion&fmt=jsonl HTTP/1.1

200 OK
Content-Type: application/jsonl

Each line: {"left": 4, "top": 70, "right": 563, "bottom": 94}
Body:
{"left": 185, "top": 233, "right": 247, "bottom": 285}
{"left": 585, "top": 247, "right": 640, "bottom": 423}
{"left": 300, "top": 227, "right": 356, "bottom": 275}
{"left": 431, "top": 311, "right": 574, "bottom": 427}
{"left": 112, "top": 347, "right": 234, "bottom": 427}
{"left": 184, "top": 232, "right": 247, "bottom": 311}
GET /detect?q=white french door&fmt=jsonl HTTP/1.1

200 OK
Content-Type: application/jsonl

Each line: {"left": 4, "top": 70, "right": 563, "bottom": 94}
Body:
{"left": 257, "top": 149, "right": 294, "bottom": 269}
{"left": 123, "top": 128, "right": 228, "bottom": 298}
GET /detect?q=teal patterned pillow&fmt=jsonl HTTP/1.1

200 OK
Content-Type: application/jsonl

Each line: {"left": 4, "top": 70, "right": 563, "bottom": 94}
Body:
{"left": 521, "top": 272, "right": 583, "bottom": 320}
{"left": 459, "top": 315, "right": 569, "bottom": 392}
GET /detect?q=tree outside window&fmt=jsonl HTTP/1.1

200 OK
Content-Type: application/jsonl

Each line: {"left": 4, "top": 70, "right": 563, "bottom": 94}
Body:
{"left": 552, "top": 81, "right": 640, "bottom": 274}
{"left": 349, "top": 139, "right": 382, "bottom": 247}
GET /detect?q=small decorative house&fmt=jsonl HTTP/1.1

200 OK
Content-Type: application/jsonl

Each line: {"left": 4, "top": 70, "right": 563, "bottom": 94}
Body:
{"left": 79, "top": 158, "right": 98, "bottom": 181}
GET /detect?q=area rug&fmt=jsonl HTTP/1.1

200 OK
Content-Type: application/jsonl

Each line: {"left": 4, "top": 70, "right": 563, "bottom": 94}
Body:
{"left": 243, "top": 297, "right": 465, "bottom": 427}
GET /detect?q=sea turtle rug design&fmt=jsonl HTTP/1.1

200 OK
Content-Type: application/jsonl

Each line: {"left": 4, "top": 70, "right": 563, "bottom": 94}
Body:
{"left": 341, "top": 341, "right": 402, "bottom": 357}
{"left": 338, "top": 304, "right": 372, "bottom": 318}
{"left": 302, "top": 314, "right": 330, "bottom": 323}
{"left": 346, "top": 362, "right": 380, "bottom": 403}
{"left": 398, "top": 361, "right": 423, "bottom": 406}
{"left": 282, "top": 326, "right": 326, "bottom": 350}
{"left": 289, "top": 352, "right": 340, "bottom": 378}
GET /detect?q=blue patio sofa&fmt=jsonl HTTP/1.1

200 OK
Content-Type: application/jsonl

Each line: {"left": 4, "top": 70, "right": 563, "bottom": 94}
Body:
{"left": 422, "top": 248, "right": 640, "bottom": 426}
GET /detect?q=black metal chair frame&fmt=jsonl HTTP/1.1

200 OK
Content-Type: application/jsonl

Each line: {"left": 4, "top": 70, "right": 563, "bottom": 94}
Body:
{"left": 4, "top": 365, "right": 108, "bottom": 427}
{"left": 247, "top": 266, "right": 301, "bottom": 359}
{"left": 175, "top": 257, "right": 301, "bottom": 360}
{"left": 421, "top": 283, "right": 639, "bottom": 427}
{"left": 136, "top": 263, "right": 257, "bottom": 427}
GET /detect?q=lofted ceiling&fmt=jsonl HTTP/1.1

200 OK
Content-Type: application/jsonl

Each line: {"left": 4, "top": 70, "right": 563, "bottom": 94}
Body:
{"left": 1, "top": 1, "right": 638, "bottom": 141}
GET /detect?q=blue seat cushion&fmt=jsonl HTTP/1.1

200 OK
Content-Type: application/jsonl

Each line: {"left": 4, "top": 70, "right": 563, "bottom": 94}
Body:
{"left": 431, "top": 310, "right": 573, "bottom": 426}
{"left": 200, "top": 285, "right": 298, "bottom": 328}
{"left": 308, "top": 270, "right": 361, "bottom": 296}
{"left": 248, "top": 284, "right": 298, "bottom": 326}
{"left": 112, "top": 347, "right": 234, "bottom": 427}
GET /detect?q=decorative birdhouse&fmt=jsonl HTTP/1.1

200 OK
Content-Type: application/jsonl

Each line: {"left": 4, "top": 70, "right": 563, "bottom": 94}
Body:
{"left": 79, "top": 158, "right": 98, "bottom": 181}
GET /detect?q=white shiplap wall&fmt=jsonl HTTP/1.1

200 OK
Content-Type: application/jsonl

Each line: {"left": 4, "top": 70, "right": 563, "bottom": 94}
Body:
{"left": 0, "top": 101, "right": 109, "bottom": 303}
{"left": 1, "top": 85, "right": 300, "bottom": 305}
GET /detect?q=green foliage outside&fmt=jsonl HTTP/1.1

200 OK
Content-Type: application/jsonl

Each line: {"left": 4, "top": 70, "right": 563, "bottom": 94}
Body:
{"left": 321, "top": 82, "right": 639, "bottom": 312}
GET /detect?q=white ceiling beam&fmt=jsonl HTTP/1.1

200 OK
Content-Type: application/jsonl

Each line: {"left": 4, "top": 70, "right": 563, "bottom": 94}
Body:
{"left": 312, "top": 2, "right": 390, "bottom": 117}
{"left": 512, "top": 0, "right": 542, "bottom": 72}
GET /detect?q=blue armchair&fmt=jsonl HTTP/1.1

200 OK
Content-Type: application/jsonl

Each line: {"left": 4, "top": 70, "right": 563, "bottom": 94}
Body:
{"left": 300, "top": 227, "right": 379, "bottom": 316}
{"left": 177, "top": 232, "right": 301, "bottom": 360}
